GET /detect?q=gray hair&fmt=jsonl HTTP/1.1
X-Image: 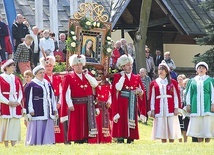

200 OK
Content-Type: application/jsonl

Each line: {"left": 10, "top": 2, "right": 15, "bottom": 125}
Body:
{"left": 139, "top": 68, "right": 147, "bottom": 73}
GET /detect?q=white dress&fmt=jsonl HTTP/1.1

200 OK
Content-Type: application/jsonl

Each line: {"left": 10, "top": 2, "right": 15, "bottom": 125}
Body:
{"left": 151, "top": 78, "right": 181, "bottom": 140}
{"left": 0, "top": 73, "right": 23, "bottom": 142}
{"left": 186, "top": 75, "right": 214, "bottom": 138}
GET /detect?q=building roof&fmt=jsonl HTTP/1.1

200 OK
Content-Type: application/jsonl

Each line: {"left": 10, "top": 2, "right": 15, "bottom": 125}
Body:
{"left": 0, "top": 0, "right": 213, "bottom": 43}
{"left": 114, "top": 0, "right": 214, "bottom": 43}
{"left": 161, "top": 0, "right": 214, "bottom": 35}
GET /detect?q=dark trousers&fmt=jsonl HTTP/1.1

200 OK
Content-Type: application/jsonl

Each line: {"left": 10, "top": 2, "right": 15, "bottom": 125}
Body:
{"left": 63, "top": 120, "right": 70, "bottom": 143}
{"left": 33, "top": 52, "right": 39, "bottom": 67}
{"left": 0, "top": 49, "right": 6, "bottom": 61}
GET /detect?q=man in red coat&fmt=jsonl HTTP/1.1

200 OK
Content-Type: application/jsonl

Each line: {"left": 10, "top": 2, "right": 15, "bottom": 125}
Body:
{"left": 111, "top": 54, "right": 147, "bottom": 143}
{"left": 60, "top": 54, "right": 98, "bottom": 143}
{"left": 40, "top": 55, "right": 67, "bottom": 144}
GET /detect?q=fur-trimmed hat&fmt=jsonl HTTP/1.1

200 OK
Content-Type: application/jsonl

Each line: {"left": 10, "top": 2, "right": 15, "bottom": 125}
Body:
{"left": 1, "top": 59, "right": 14, "bottom": 72}
{"left": 69, "top": 54, "right": 86, "bottom": 67}
{"left": 159, "top": 60, "right": 170, "bottom": 71}
{"left": 195, "top": 61, "right": 208, "bottom": 71}
{"left": 116, "top": 54, "right": 133, "bottom": 69}
{"left": 32, "top": 65, "right": 45, "bottom": 75}
{"left": 40, "top": 56, "right": 56, "bottom": 66}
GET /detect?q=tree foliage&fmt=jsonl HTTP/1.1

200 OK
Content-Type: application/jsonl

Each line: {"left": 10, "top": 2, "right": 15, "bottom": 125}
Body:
{"left": 194, "top": 0, "right": 214, "bottom": 73}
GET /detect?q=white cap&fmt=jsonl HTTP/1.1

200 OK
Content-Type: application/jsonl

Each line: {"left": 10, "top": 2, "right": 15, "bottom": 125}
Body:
{"left": 69, "top": 54, "right": 86, "bottom": 67}
{"left": 195, "top": 61, "right": 208, "bottom": 70}
{"left": 116, "top": 54, "right": 133, "bottom": 69}
{"left": 32, "top": 65, "right": 45, "bottom": 75}
{"left": 40, "top": 56, "right": 56, "bottom": 66}
{"left": 159, "top": 60, "right": 170, "bottom": 71}
{"left": 1, "top": 59, "right": 14, "bottom": 72}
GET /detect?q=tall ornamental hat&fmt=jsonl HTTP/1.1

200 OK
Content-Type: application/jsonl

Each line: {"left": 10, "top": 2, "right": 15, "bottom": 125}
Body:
{"left": 32, "top": 65, "right": 45, "bottom": 75}
{"left": 1, "top": 59, "right": 14, "bottom": 72}
{"left": 40, "top": 55, "right": 56, "bottom": 67}
{"left": 195, "top": 61, "right": 208, "bottom": 71}
{"left": 69, "top": 54, "right": 86, "bottom": 67}
{"left": 116, "top": 54, "right": 133, "bottom": 69}
{"left": 159, "top": 60, "right": 170, "bottom": 71}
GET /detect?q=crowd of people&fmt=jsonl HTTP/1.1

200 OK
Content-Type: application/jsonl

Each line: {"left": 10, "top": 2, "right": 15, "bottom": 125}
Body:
{"left": 0, "top": 13, "right": 214, "bottom": 147}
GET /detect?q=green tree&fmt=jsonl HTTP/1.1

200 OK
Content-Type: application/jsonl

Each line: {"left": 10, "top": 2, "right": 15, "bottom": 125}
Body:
{"left": 194, "top": 0, "right": 214, "bottom": 73}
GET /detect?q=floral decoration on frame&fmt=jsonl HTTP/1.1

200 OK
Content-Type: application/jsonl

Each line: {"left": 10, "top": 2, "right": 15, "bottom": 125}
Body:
{"left": 83, "top": 65, "right": 98, "bottom": 77}
{"left": 109, "top": 67, "right": 119, "bottom": 74}
{"left": 103, "top": 30, "right": 113, "bottom": 56}
{"left": 79, "top": 17, "right": 103, "bottom": 30}
{"left": 66, "top": 24, "right": 79, "bottom": 53}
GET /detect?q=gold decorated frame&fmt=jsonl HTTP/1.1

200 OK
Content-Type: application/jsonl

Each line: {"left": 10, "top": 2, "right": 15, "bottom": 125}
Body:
{"left": 68, "top": 2, "right": 112, "bottom": 75}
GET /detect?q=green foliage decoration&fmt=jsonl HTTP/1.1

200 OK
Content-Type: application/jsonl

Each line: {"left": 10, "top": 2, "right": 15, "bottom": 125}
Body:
{"left": 103, "top": 30, "right": 113, "bottom": 56}
{"left": 53, "top": 62, "right": 66, "bottom": 72}
{"left": 79, "top": 17, "right": 103, "bottom": 30}
{"left": 65, "top": 24, "right": 79, "bottom": 54}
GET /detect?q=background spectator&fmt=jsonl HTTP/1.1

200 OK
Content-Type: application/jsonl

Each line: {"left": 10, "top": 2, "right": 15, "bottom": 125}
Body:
{"left": 39, "top": 30, "right": 55, "bottom": 58}
{"left": 12, "top": 14, "right": 29, "bottom": 51}
{"left": 0, "top": 15, "right": 9, "bottom": 61}
{"left": 154, "top": 49, "right": 164, "bottom": 67}
{"left": 30, "top": 26, "right": 40, "bottom": 66}
{"left": 14, "top": 34, "right": 34, "bottom": 75}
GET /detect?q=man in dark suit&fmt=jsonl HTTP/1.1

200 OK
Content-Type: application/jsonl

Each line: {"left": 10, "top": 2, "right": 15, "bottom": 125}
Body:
{"left": 154, "top": 49, "right": 164, "bottom": 67}
{"left": 12, "top": 14, "right": 29, "bottom": 51}
{"left": 0, "top": 15, "right": 9, "bottom": 61}
{"left": 30, "top": 26, "right": 40, "bottom": 67}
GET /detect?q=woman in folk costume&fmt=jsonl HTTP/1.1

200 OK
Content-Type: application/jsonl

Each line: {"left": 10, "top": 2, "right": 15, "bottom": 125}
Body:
{"left": 186, "top": 62, "right": 214, "bottom": 143}
{"left": 89, "top": 75, "right": 112, "bottom": 143}
{"left": 0, "top": 59, "right": 24, "bottom": 147}
{"left": 60, "top": 54, "right": 98, "bottom": 144}
{"left": 148, "top": 60, "right": 182, "bottom": 143}
{"left": 40, "top": 56, "right": 67, "bottom": 144}
{"left": 25, "top": 65, "right": 58, "bottom": 145}
{"left": 111, "top": 54, "right": 147, "bottom": 144}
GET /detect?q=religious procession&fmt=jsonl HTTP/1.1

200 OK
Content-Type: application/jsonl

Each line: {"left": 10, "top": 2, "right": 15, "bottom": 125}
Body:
{"left": 0, "top": 0, "right": 214, "bottom": 154}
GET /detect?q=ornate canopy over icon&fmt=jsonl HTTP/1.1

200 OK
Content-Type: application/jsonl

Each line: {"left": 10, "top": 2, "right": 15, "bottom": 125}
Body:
{"left": 66, "top": 2, "right": 113, "bottom": 77}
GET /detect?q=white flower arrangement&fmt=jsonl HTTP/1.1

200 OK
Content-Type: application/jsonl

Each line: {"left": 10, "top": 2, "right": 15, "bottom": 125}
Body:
{"left": 80, "top": 17, "right": 103, "bottom": 30}
{"left": 66, "top": 24, "right": 79, "bottom": 53}
{"left": 93, "top": 22, "right": 97, "bottom": 27}
{"left": 91, "top": 70, "right": 96, "bottom": 75}
{"left": 86, "top": 21, "right": 91, "bottom": 26}
{"left": 107, "top": 36, "right": 111, "bottom": 41}
{"left": 97, "top": 22, "right": 100, "bottom": 27}
{"left": 70, "top": 31, "right": 75, "bottom": 35}
{"left": 103, "top": 30, "right": 113, "bottom": 56}
{"left": 72, "top": 36, "right": 77, "bottom": 40}
{"left": 70, "top": 42, "right": 76, "bottom": 47}
{"left": 107, "top": 48, "right": 112, "bottom": 53}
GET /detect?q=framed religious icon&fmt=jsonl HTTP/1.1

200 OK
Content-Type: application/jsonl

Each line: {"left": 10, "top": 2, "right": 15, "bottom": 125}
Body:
{"left": 66, "top": 2, "right": 112, "bottom": 76}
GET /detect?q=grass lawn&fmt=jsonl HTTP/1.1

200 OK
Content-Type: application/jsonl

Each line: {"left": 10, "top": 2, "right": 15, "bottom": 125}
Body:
{"left": 0, "top": 118, "right": 214, "bottom": 155}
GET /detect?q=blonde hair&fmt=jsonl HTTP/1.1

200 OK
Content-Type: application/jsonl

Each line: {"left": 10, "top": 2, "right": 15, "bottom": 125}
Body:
{"left": 23, "top": 70, "right": 33, "bottom": 77}
{"left": 25, "top": 34, "right": 33, "bottom": 41}
{"left": 177, "top": 74, "right": 186, "bottom": 80}
{"left": 164, "top": 51, "right": 170, "bottom": 56}
{"left": 183, "top": 78, "right": 190, "bottom": 88}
